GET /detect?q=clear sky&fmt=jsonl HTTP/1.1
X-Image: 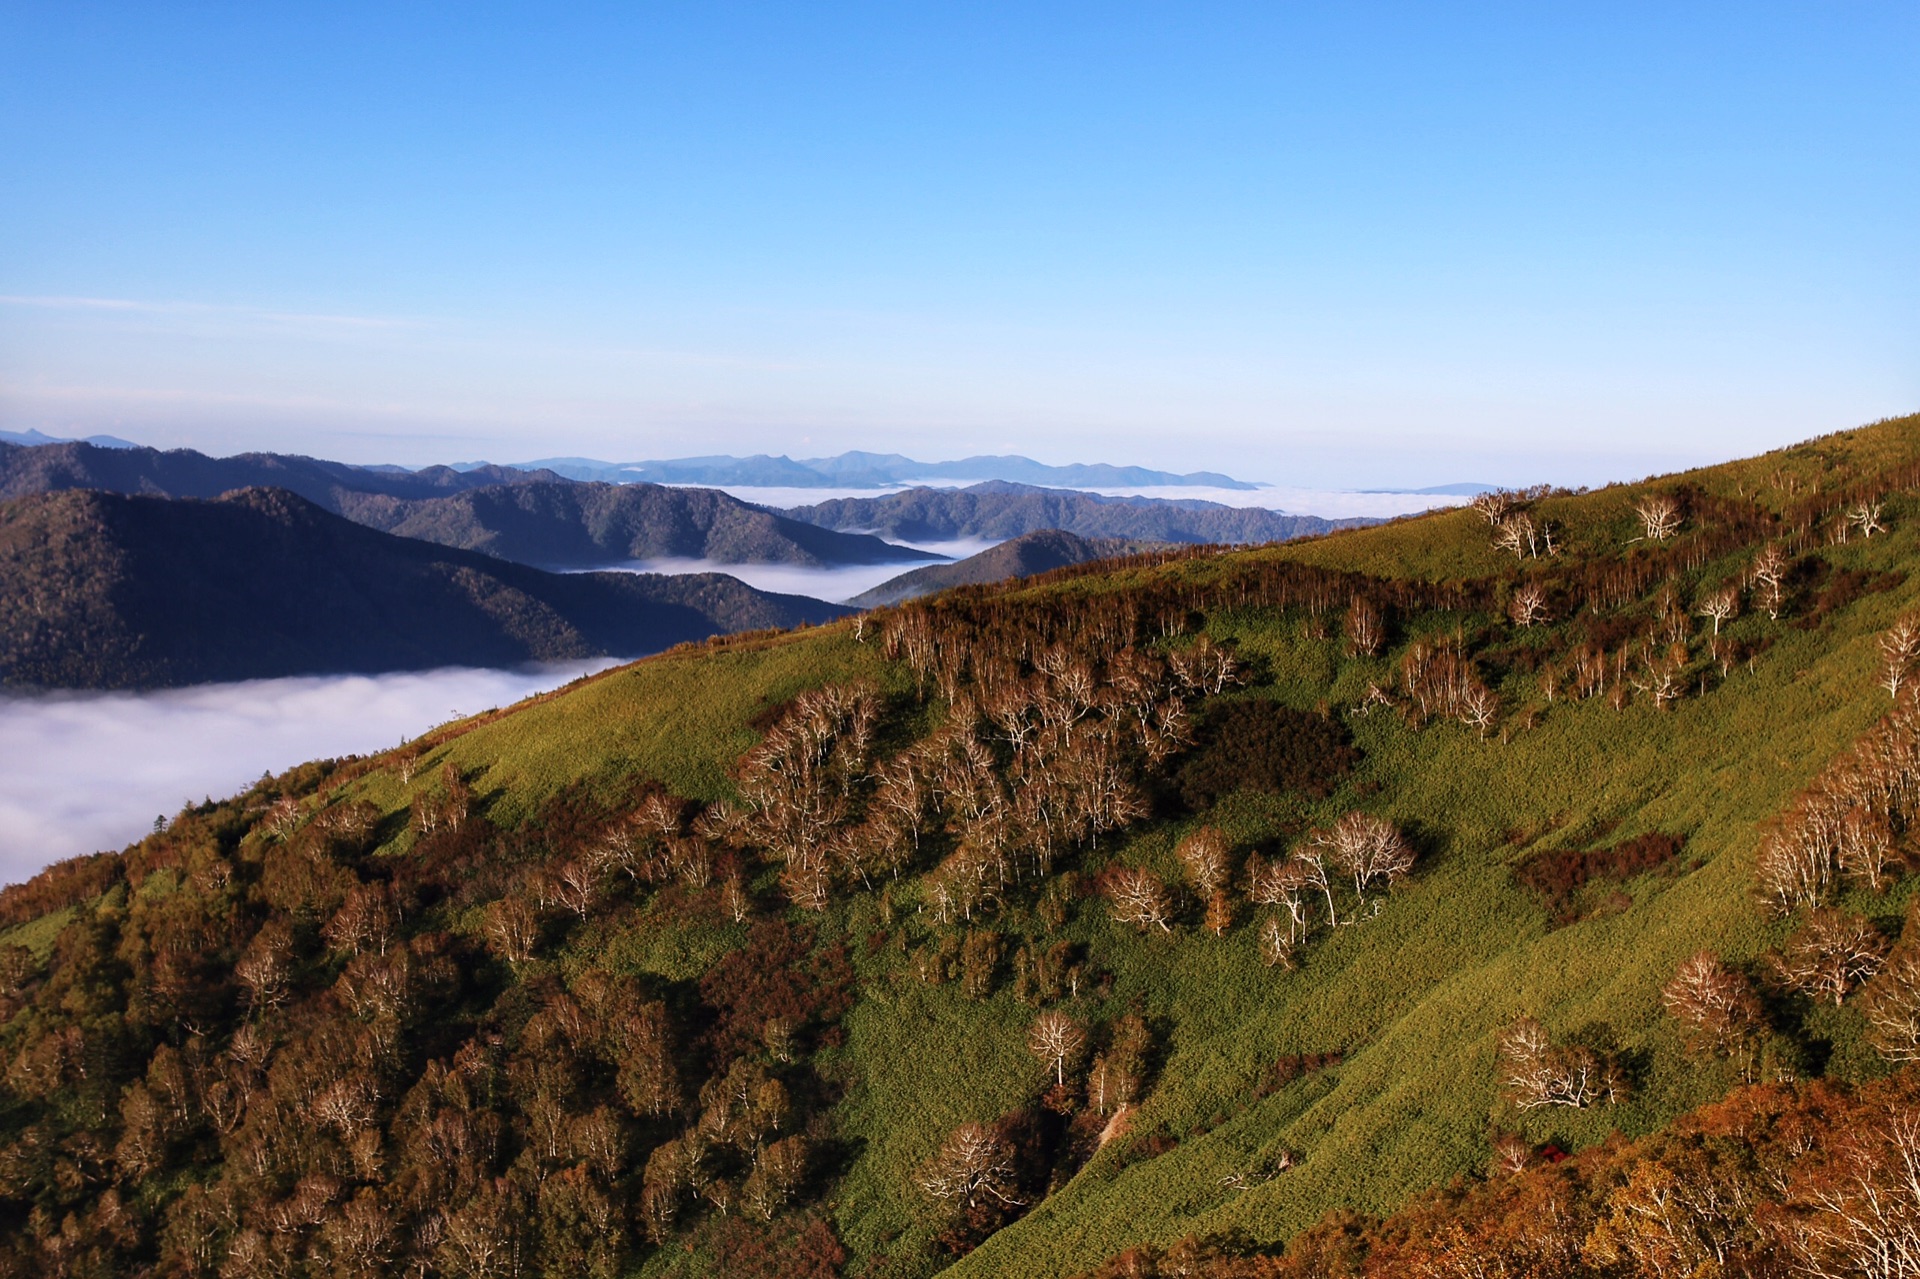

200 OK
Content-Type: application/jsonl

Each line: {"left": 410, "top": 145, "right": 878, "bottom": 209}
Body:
{"left": 1, "top": 3, "right": 1914, "bottom": 488}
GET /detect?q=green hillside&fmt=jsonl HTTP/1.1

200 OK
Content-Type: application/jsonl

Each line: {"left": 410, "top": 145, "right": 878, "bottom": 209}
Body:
{"left": 2, "top": 414, "right": 1918, "bottom": 1277}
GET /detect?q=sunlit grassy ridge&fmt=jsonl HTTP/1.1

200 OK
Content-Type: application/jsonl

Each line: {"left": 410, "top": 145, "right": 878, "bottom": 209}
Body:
{"left": 5, "top": 414, "right": 1917, "bottom": 1278}
{"left": 330, "top": 413, "right": 1920, "bottom": 1277}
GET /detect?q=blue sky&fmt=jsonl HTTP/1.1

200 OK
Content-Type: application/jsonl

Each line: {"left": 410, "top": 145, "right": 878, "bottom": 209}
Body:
{"left": 1, "top": 3, "right": 1914, "bottom": 487}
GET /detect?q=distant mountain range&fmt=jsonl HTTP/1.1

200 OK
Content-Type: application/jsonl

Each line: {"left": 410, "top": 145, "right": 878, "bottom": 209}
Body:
{"left": 785, "top": 481, "right": 1372, "bottom": 544}
{"left": 514, "top": 450, "right": 1259, "bottom": 490}
{"left": 0, "top": 438, "right": 556, "bottom": 507}
{"left": 847, "top": 529, "right": 1165, "bottom": 608}
{"left": 0, "top": 487, "right": 846, "bottom": 689}
{"left": 0, "top": 428, "right": 139, "bottom": 450}
{"left": 0, "top": 438, "right": 1400, "bottom": 691}
{"left": 0, "top": 441, "right": 930, "bottom": 570}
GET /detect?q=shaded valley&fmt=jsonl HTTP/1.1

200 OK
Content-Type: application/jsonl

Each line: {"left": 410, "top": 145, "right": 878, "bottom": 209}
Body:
{"left": 0, "top": 487, "right": 846, "bottom": 689}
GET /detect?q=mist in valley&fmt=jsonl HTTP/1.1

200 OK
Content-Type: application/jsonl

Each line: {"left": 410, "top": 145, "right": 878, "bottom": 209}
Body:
{"left": 0, "top": 661, "right": 618, "bottom": 882}
{"left": 595, "top": 538, "right": 997, "bottom": 603}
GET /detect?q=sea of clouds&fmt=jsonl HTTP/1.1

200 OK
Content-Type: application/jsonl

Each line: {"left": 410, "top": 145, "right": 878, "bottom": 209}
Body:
{"left": 0, "top": 662, "right": 617, "bottom": 884}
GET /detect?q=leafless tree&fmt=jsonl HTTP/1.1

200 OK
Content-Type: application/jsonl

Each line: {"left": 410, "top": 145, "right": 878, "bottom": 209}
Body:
{"left": 1168, "top": 637, "right": 1243, "bottom": 696}
{"left": 1344, "top": 596, "right": 1386, "bottom": 657}
{"left": 1773, "top": 911, "right": 1888, "bottom": 1007}
{"left": 553, "top": 859, "right": 601, "bottom": 920}
{"left": 721, "top": 871, "right": 752, "bottom": 924}
{"left": 1755, "top": 823, "right": 1835, "bottom": 915}
{"left": 1508, "top": 581, "right": 1551, "bottom": 629}
{"left": 1849, "top": 498, "right": 1887, "bottom": 540}
{"left": 1460, "top": 682, "right": 1500, "bottom": 738}
{"left": 1497, "top": 1016, "right": 1622, "bottom": 1110}
{"left": 439, "top": 762, "right": 472, "bottom": 832}
{"left": 1630, "top": 640, "right": 1689, "bottom": 713}
{"left": 1752, "top": 545, "right": 1789, "bottom": 620}
{"left": 1469, "top": 490, "right": 1515, "bottom": 526}
{"left": 1352, "top": 681, "right": 1396, "bottom": 717}
{"left": 483, "top": 897, "right": 540, "bottom": 964}
{"left": 1314, "top": 812, "right": 1415, "bottom": 905}
{"left": 917, "top": 1122, "right": 1025, "bottom": 1211}
{"left": 1696, "top": 585, "right": 1739, "bottom": 637}
{"left": 1632, "top": 494, "right": 1682, "bottom": 542}
{"left": 1257, "top": 916, "right": 1298, "bottom": 970}
{"left": 1883, "top": 617, "right": 1920, "bottom": 700}
{"left": 1494, "top": 513, "right": 1541, "bottom": 559}
{"left": 323, "top": 882, "right": 396, "bottom": 958}
{"left": 1176, "top": 827, "right": 1233, "bottom": 899}
{"left": 1863, "top": 948, "right": 1920, "bottom": 1062}
{"left": 262, "top": 794, "right": 301, "bottom": 839}
{"left": 1662, "top": 951, "right": 1764, "bottom": 1066}
{"left": 234, "top": 925, "right": 292, "bottom": 1012}
{"left": 1027, "top": 1010, "right": 1087, "bottom": 1087}
{"left": 1104, "top": 867, "right": 1174, "bottom": 933}
{"left": 1836, "top": 808, "right": 1896, "bottom": 891}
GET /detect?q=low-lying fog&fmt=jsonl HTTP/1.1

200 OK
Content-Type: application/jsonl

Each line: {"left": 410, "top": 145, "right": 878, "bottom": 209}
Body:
{"left": 602, "top": 538, "right": 996, "bottom": 603}
{"left": 0, "top": 662, "right": 617, "bottom": 884}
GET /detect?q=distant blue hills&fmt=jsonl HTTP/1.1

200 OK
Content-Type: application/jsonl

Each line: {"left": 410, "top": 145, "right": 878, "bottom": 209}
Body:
{"left": 0, "top": 428, "right": 139, "bottom": 450}
{"left": 508, "top": 450, "right": 1262, "bottom": 490}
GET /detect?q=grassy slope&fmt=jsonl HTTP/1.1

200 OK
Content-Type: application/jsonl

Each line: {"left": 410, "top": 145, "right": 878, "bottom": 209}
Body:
{"left": 27, "top": 416, "right": 1908, "bottom": 1276}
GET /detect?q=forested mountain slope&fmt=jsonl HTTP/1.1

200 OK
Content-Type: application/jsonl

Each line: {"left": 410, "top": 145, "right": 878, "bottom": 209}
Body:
{"left": 0, "top": 487, "right": 847, "bottom": 689}
{"left": 336, "top": 481, "right": 936, "bottom": 569}
{"left": 786, "top": 481, "right": 1368, "bottom": 545}
{"left": 1, "top": 415, "right": 1919, "bottom": 1278}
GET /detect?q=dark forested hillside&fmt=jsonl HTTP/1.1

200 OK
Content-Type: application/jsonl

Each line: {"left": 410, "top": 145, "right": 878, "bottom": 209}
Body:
{"left": 0, "top": 487, "right": 847, "bottom": 689}
{"left": 847, "top": 529, "right": 1164, "bottom": 607}
{"left": 5, "top": 416, "right": 1920, "bottom": 1278}
{"left": 784, "top": 481, "right": 1369, "bottom": 544}
{"left": 335, "top": 481, "right": 937, "bottom": 569}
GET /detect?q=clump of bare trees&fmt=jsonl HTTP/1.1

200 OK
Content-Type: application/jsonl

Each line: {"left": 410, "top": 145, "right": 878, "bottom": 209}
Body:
{"left": 1103, "top": 866, "right": 1174, "bottom": 933}
{"left": 917, "top": 1122, "right": 1024, "bottom": 1213}
{"left": 1399, "top": 635, "right": 1499, "bottom": 736}
{"left": 1754, "top": 688, "right": 1920, "bottom": 913}
{"left": 1662, "top": 951, "right": 1764, "bottom": 1075}
{"left": 1882, "top": 615, "right": 1920, "bottom": 700}
{"left": 1496, "top": 1016, "right": 1625, "bottom": 1109}
{"left": 1770, "top": 910, "right": 1888, "bottom": 1007}
{"left": 1344, "top": 596, "right": 1386, "bottom": 657}
{"left": 1863, "top": 945, "right": 1920, "bottom": 1063}
{"left": 1243, "top": 814, "right": 1413, "bottom": 966}
{"left": 1313, "top": 812, "right": 1415, "bottom": 904}
{"left": 1472, "top": 489, "right": 1559, "bottom": 560}
{"left": 1508, "top": 580, "right": 1551, "bottom": 629}
{"left": 1631, "top": 493, "right": 1682, "bottom": 543}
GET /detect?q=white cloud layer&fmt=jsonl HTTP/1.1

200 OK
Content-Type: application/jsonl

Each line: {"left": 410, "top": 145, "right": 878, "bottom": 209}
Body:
{"left": 0, "top": 663, "right": 616, "bottom": 885}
